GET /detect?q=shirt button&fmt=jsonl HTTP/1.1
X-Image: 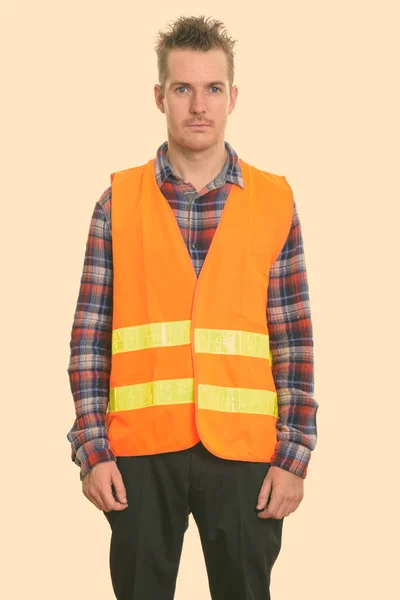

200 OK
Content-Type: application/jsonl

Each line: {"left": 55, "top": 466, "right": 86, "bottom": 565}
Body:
{"left": 216, "top": 178, "right": 223, "bottom": 185}
{"left": 192, "top": 242, "right": 197, "bottom": 249}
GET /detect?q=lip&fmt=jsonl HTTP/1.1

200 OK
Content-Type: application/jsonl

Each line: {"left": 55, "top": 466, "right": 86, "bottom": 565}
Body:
{"left": 188, "top": 123, "right": 210, "bottom": 127}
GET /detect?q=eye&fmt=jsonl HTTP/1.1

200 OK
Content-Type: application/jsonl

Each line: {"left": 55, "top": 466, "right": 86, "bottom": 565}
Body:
{"left": 175, "top": 86, "right": 222, "bottom": 93}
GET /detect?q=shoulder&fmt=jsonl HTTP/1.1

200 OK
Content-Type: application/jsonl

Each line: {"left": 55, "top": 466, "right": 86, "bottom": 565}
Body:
{"left": 249, "top": 163, "right": 291, "bottom": 192}
{"left": 98, "top": 185, "right": 111, "bottom": 210}
{"left": 97, "top": 161, "right": 148, "bottom": 226}
{"left": 245, "top": 162, "right": 294, "bottom": 217}
{"left": 111, "top": 161, "right": 149, "bottom": 184}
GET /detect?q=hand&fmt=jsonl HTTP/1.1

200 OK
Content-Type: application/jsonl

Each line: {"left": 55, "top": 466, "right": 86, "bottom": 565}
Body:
{"left": 256, "top": 466, "right": 304, "bottom": 519}
{"left": 82, "top": 461, "right": 129, "bottom": 512}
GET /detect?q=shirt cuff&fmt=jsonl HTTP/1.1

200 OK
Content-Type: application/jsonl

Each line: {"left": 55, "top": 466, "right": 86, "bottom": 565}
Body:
{"left": 269, "top": 440, "right": 312, "bottom": 479}
{"left": 75, "top": 441, "right": 116, "bottom": 481}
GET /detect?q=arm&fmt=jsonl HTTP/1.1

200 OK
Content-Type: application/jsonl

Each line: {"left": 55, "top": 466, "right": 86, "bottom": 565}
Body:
{"left": 267, "top": 199, "right": 318, "bottom": 479}
{"left": 66, "top": 187, "right": 116, "bottom": 481}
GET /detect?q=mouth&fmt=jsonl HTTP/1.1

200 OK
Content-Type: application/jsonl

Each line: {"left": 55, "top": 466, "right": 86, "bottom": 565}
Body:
{"left": 188, "top": 123, "right": 210, "bottom": 128}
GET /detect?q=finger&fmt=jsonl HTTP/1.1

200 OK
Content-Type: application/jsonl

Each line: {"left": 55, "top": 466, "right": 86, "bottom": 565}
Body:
{"left": 256, "top": 479, "right": 272, "bottom": 510}
{"left": 111, "top": 502, "right": 129, "bottom": 511}
{"left": 266, "top": 489, "right": 283, "bottom": 515}
{"left": 85, "top": 490, "right": 104, "bottom": 511}
{"left": 275, "top": 498, "right": 292, "bottom": 519}
{"left": 97, "top": 485, "right": 119, "bottom": 512}
{"left": 288, "top": 496, "right": 302, "bottom": 515}
{"left": 112, "top": 471, "right": 128, "bottom": 505}
{"left": 258, "top": 492, "right": 284, "bottom": 519}
{"left": 98, "top": 484, "right": 129, "bottom": 512}
{"left": 82, "top": 482, "right": 103, "bottom": 510}
{"left": 258, "top": 506, "right": 282, "bottom": 519}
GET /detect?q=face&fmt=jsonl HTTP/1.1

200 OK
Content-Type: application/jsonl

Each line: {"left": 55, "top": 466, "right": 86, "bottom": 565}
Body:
{"left": 154, "top": 48, "right": 238, "bottom": 152}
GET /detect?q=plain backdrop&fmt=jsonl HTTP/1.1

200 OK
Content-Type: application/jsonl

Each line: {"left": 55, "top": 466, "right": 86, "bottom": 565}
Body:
{"left": 1, "top": 1, "right": 399, "bottom": 599}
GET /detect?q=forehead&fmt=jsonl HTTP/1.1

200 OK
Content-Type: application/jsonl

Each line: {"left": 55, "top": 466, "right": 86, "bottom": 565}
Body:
{"left": 166, "top": 48, "right": 228, "bottom": 82}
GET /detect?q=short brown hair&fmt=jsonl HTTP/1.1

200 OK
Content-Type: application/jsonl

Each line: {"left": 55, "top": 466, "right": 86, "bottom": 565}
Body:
{"left": 154, "top": 15, "right": 237, "bottom": 97}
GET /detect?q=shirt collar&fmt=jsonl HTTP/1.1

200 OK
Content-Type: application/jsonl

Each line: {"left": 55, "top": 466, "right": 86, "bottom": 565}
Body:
{"left": 153, "top": 140, "right": 244, "bottom": 189}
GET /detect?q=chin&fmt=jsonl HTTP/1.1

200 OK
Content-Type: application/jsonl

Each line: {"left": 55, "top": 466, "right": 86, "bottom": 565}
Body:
{"left": 182, "top": 133, "right": 218, "bottom": 151}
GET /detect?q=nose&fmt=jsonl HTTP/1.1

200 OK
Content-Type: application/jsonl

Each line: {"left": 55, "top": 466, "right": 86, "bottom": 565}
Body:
{"left": 190, "top": 91, "right": 207, "bottom": 114}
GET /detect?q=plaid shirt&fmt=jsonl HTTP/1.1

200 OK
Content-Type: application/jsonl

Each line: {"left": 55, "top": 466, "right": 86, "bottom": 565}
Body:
{"left": 67, "top": 140, "right": 318, "bottom": 480}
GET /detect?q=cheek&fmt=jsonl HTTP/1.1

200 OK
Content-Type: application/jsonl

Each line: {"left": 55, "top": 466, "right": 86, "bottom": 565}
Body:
{"left": 215, "top": 109, "right": 228, "bottom": 127}
{"left": 167, "top": 104, "right": 185, "bottom": 125}
{"left": 214, "top": 102, "right": 229, "bottom": 117}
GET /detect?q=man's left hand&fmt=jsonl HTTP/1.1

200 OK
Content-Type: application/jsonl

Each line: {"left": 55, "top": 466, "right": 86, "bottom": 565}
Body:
{"left": 256, "top": 466, "right": 304, "bottom": 519}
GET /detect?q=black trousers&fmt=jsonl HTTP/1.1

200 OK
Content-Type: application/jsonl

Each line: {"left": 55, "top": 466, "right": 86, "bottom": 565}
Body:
{"left": 103, "top": 441, "right": 284, "bottom": 600}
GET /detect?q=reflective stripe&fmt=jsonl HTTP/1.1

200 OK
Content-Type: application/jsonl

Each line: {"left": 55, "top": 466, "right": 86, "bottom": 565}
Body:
{"left": 198, "top": 384, "right": 278, "bottom": 417}
{"left": 109, "top": 379, "right": 277, "bottom": 417}
{"left": 109, "top": 378, "right": 194, "bottom": 411}
{"left": 195, "top": 327, "right": 271, "bottom": 360}
{"left": 112, "top": 320, "right": 191, "bottom": 355}
{"left": 112, "top": 322, "right": 273, "bottom": 363}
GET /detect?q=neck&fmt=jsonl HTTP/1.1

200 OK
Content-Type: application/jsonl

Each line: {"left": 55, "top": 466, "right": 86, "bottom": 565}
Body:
{"left": 165, "top": 137, "right": 228, "bottom": 185}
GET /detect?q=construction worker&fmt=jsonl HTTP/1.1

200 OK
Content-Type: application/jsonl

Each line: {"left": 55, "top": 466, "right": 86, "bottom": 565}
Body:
{"left": 67, "top": 14, "right": 318, "bottom": 600}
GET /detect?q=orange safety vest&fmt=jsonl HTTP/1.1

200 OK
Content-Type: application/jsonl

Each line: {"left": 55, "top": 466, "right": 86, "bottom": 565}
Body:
{"left": 105, "top": 157, "right": 294, "bottom": 462}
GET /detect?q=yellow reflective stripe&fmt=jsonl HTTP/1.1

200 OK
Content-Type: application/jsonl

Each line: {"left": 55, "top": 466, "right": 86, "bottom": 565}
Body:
{"left": 112, "top": 320, "right": 191, "bottom": 355}
{"left": 109, "top": 378, "right": 194, "bottom": 411}
{"left": 109, "top": 379, "right": 277, "bottom": 416}
{"left": 112, "top": 321, "right": 274, "bottom": 364}
{"left": 194, "top": 328, "right": 270, "bottom": 360}
{"left": 198, "top": 384, "right": 278, "bottom": 417}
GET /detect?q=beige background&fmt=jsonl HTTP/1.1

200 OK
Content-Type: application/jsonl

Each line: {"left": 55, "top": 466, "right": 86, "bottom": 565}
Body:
{"left": 2, "top": 1, "right": 399, "bottom": 598}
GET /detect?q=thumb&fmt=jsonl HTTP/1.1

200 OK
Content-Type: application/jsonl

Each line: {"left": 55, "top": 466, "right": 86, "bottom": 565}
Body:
{"left": 112, "top": 471, "right": 128, "bottom": 504}
{"left": 256, "top": 477, "right": 272, "bottom": 510}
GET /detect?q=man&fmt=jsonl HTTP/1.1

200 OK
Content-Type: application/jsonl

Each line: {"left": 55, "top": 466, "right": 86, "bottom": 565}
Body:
{"left": 67, "top": 14, "right": 318, "bottom": 600}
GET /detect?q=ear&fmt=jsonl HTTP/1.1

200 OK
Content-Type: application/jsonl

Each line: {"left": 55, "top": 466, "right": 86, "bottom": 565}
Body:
{"left": 228, "top": 85, "right": 238, "bottom": 115}
{"left": 154, "top": 84, "right": 166, "bottom": 114}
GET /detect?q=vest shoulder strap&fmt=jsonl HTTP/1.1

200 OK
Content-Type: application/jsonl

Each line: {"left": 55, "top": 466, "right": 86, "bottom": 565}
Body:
{"left": 110, "top": 162, "right": 148, "bottom": 185}
{"left": 249, "top": 164, "right": 295, "bottom": 264}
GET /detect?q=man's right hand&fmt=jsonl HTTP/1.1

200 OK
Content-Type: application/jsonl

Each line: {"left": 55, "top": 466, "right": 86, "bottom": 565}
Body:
{"left": 82, "top": 461, "right": 129, "bottom": 512}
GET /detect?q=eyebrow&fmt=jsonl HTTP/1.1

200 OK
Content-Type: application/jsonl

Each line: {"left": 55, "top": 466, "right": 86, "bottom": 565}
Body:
{"left": 169, "top": 80, "right": 226, "bottom": 88}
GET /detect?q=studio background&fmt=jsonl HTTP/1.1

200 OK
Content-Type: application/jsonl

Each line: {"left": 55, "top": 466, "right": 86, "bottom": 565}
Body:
{"left": 1, "top": 1, "right": 399, "bottom": 599}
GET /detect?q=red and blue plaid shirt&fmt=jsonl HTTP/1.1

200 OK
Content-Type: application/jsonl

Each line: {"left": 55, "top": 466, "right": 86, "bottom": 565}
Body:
{"left": 67, "top": 140, "right": 318, "bottom": 480}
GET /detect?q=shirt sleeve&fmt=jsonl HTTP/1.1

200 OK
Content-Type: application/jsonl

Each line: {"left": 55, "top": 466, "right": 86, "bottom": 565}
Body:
{"left": 267, "top": 199, "right": 318, "bottom": 478}
{"left": 66, "top": 187, "right": 116, "bottom": 481}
